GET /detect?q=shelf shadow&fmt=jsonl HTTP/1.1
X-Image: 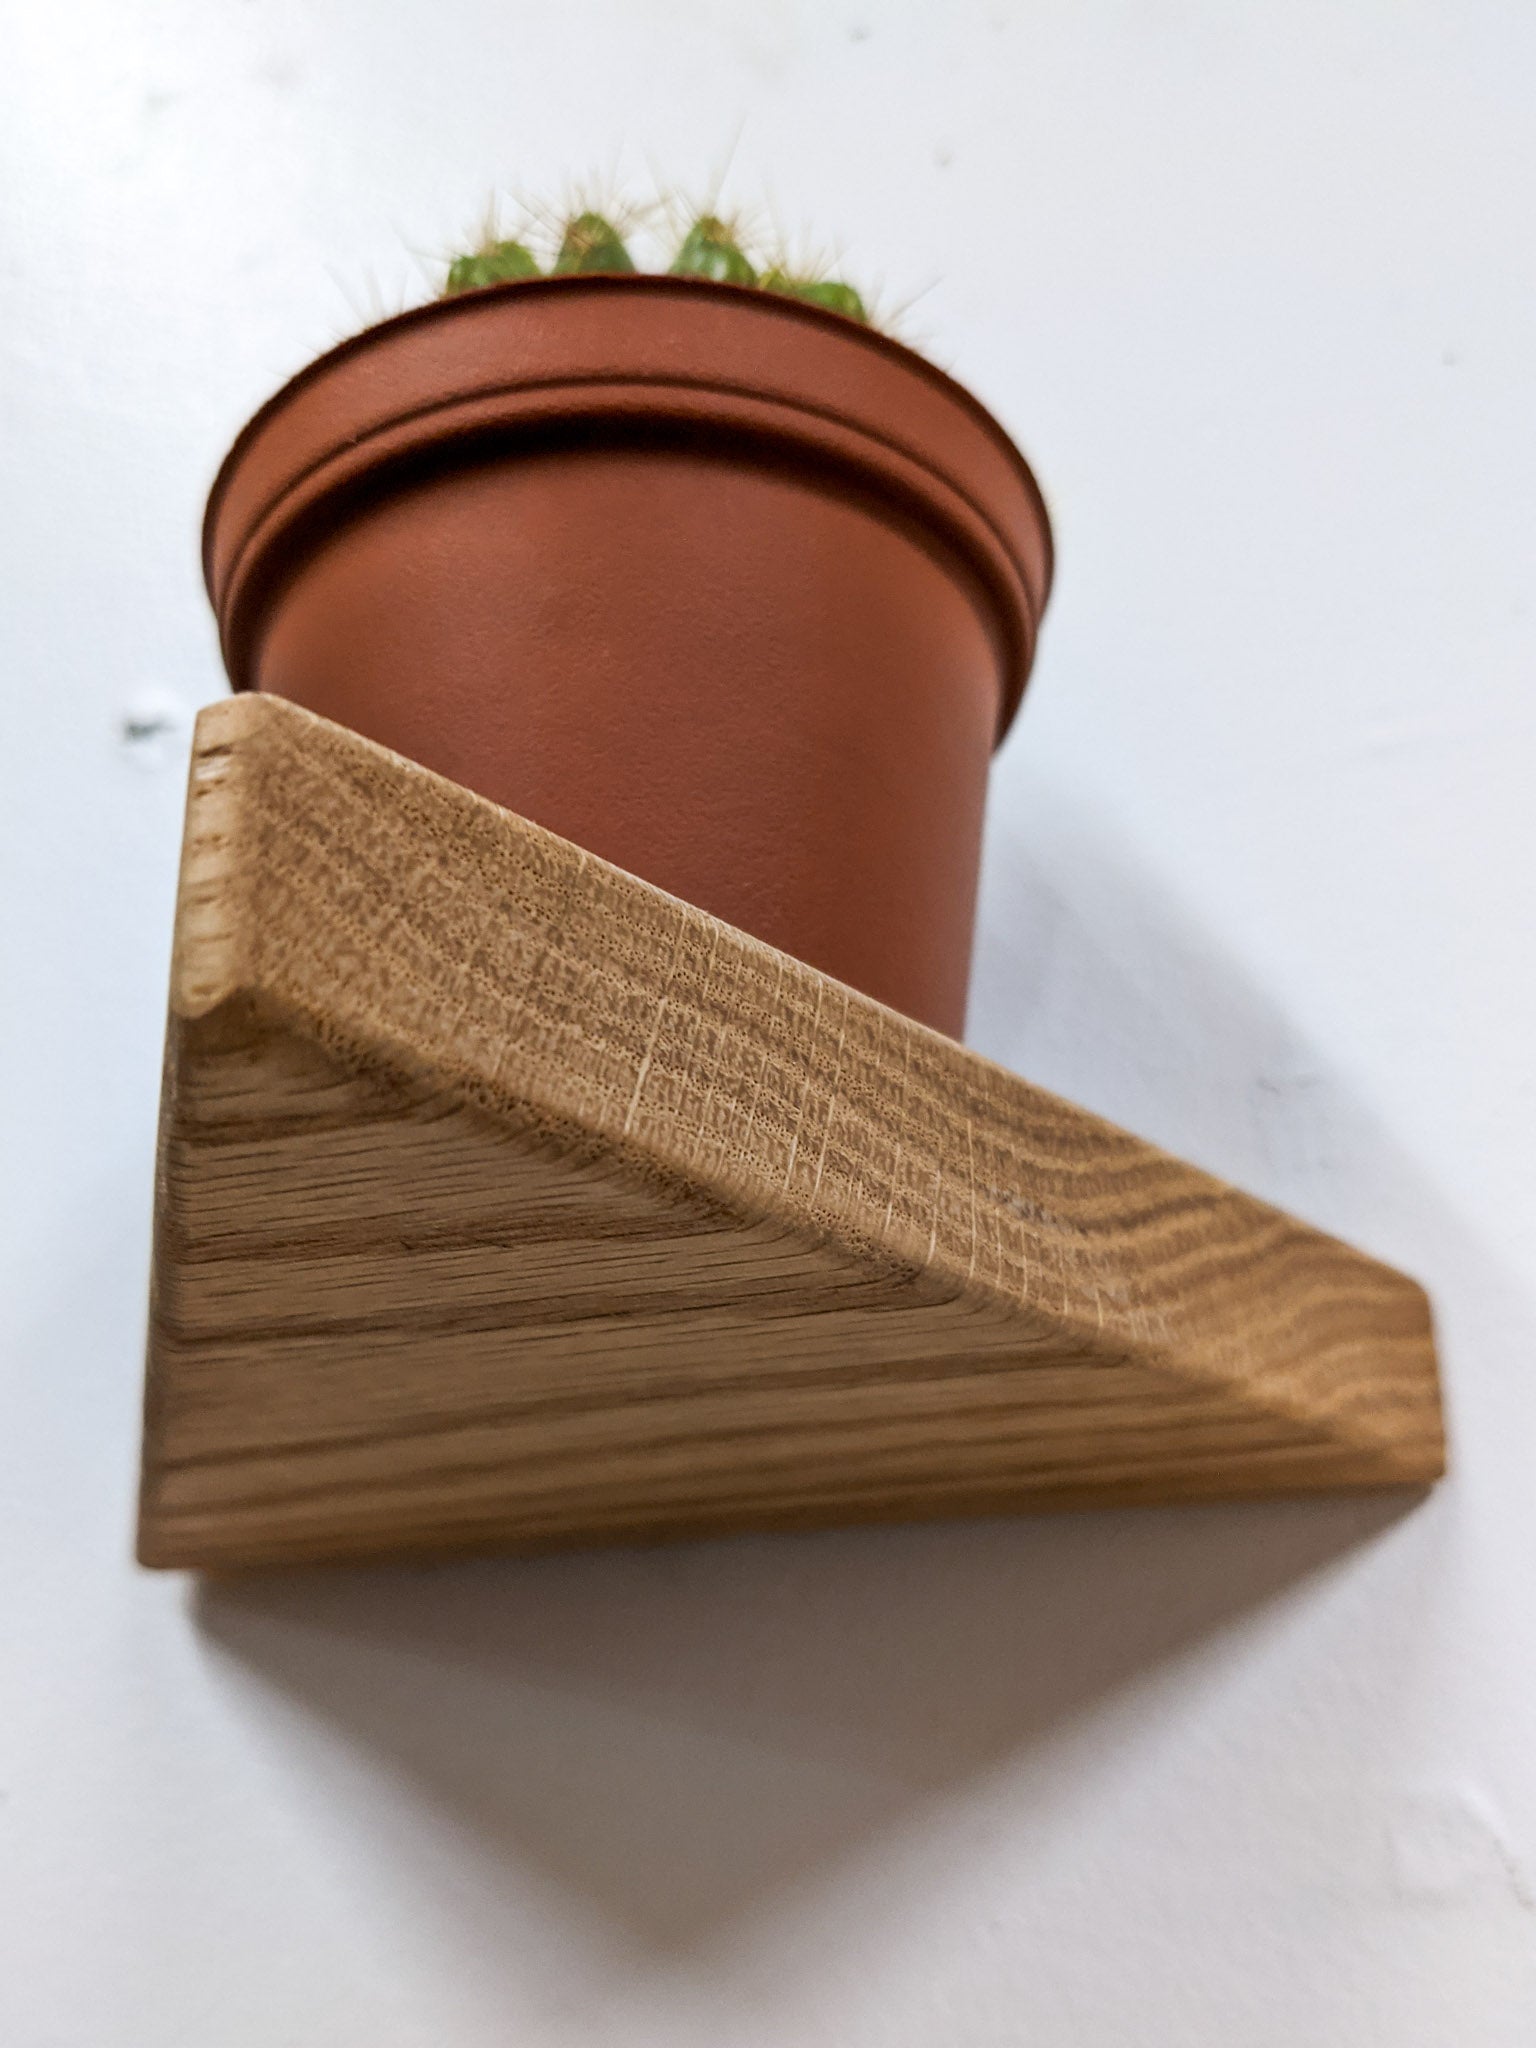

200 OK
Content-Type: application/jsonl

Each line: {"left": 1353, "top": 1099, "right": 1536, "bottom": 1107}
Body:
{"left": 196, "top": 1491, "right": 1417, "bottom": 1951}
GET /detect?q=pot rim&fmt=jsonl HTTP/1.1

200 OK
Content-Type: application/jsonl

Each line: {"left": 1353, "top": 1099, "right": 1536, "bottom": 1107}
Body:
{"left": 204, "top": 272, "right": 1055, "bottom": 741}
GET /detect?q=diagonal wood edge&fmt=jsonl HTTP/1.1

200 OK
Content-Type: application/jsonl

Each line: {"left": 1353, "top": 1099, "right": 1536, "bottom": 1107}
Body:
{"left": 140, "top": 696, "right": 1443, "bottom": 1566}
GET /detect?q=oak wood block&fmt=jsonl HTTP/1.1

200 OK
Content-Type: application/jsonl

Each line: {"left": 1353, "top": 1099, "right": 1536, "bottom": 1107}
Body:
{"left": 138, "top": 695, "right": 1444, "bottom": 1569}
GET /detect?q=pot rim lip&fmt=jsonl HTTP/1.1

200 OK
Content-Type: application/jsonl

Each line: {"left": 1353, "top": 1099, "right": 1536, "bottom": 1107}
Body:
{"left": 202, "top": 271, "right": 1054, "bottom": 605}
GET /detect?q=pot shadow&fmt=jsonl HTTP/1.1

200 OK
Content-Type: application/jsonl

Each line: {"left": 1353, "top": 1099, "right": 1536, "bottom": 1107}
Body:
{"left": 194, "top": 773, "right": 1457, "bottom": 1954}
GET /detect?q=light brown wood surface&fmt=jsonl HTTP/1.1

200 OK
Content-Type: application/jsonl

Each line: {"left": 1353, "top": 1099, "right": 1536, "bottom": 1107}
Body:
{"left": 139, "top": 694, "right": 1444, "bottom": 1569}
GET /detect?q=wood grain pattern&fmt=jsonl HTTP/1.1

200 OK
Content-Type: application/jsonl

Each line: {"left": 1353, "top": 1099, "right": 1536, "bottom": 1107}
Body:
{"left": 139, "top": 694, "right": 1444, "bottom": 1569}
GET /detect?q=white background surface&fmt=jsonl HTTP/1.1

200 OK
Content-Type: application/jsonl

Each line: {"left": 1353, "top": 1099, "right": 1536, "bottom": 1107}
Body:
{"left": 3, "top": 4, "right": 1534, "bottom": 2041}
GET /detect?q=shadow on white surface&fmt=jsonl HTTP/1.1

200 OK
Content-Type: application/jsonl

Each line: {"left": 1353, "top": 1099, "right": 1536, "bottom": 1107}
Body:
{"left": 196, "top": 1491, "right": 1420, "bottom": 1950}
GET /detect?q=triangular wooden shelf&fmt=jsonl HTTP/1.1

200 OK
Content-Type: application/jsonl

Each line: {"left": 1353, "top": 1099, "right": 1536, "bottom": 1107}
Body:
{"left": 139, "top": 696, "right": 1443, "bottom": 1569}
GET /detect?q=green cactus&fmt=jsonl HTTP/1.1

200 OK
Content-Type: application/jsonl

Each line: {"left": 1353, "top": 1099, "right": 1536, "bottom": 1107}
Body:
{"left": 438, "top": 197, "right": 873, "bottom": 326}
{"left": 444, "top": 239, "right": 542, "bottom": 295}
{"left": 669, "top": 214, "right": 756, "bottom": 287}
{"left": 552, "top": 211, "right": 636, "bottom": 276}
{"left": 760, "top": 269, "right": 868, "bottom": 323}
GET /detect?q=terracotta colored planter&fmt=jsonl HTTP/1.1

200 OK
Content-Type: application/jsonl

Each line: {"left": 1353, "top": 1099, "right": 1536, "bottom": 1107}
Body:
{"left": 204, "top": 275, "right": 1052, "bottom": 1037}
